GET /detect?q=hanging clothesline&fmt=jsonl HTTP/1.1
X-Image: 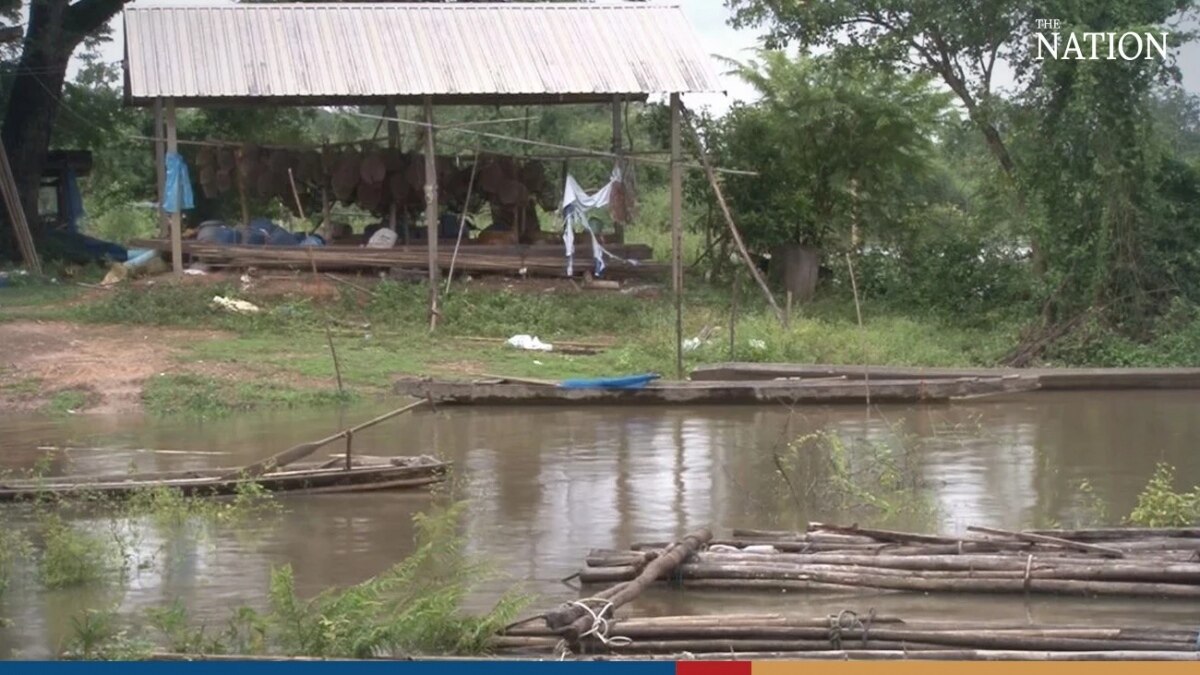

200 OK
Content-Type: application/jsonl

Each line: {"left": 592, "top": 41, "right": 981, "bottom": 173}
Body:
{"left": 349, "top": 111, "right": 758, "bottom": 177}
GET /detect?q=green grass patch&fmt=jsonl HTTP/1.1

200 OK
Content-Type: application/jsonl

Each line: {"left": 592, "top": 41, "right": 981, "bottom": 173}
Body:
{"left": 142, "top": 373, "right": 353, "bottom": 417}
{"left": 3, "top": 375, "right": 43, "bottom": 396}
{"left": 44, "top": 388, "right": 95, "bottom": 415}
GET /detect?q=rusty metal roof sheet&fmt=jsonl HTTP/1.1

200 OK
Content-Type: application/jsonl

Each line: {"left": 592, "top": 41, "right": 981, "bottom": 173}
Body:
{"left": 123, "top": 2, "right": 722, "bottom": 106}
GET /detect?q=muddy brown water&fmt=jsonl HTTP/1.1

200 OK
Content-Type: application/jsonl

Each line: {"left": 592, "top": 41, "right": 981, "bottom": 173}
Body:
{"left": 2, "top": 391, "right": 1200, "bottom": 658}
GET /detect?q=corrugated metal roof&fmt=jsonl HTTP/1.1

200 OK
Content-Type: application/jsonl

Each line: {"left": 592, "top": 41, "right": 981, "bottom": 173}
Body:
{"left": 123, "top": 2, "right": 723, "bottom": 106}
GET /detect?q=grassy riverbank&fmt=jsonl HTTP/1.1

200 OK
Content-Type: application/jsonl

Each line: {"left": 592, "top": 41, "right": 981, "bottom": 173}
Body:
{"left": 4, "top": 268, "right": 1200, "bottom": 416}
{"left": 1, "top": 271, "right": 1022, "bottom": 416}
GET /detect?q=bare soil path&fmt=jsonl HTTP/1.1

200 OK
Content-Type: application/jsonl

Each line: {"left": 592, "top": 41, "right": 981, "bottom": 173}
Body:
{"left": 0, "top": 320, "right": 226, "bottom": 414}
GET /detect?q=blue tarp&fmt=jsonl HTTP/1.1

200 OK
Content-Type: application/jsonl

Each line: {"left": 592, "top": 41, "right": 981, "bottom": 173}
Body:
{"left": 559, "top": 374, "right": 661, "bottom": 390}
{"left": 64, "top": 167, "right": 84, "bottom": 232}
{"left": 162, "top": 152, "right": 194, "bottom": 213}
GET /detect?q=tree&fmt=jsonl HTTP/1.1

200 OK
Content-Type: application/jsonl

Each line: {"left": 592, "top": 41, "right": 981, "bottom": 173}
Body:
{"left": 724, "top": 0, "right": 1193, "bottom": 183}
{"left": 712, "top": 52, "right": 949, "bottom": 252}
{"left": 0, "top": 0, "right": 127, "bottom": 259}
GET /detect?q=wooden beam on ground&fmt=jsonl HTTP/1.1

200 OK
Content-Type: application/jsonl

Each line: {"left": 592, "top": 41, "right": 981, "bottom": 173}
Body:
{"left": 166, "top": 98, "right": 182, "bottom": 276}
{"left": 423, "top": 96, "right": 440, "bottom": 330}
{"left": 670, "top": 93, "right": 683, "bottom": 380}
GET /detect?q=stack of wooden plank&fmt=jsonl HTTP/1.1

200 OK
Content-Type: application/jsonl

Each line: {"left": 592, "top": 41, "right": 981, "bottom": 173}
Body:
{"left": 131, "top": 239, "right": 665, "bottom": 279}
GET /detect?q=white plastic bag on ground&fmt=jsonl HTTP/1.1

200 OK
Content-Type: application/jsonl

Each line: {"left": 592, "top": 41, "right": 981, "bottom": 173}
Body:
{"left": 212, "top": 296, "right": 261, "bottom": 314}
{"left": 506, "top": 334, "right": 553, "bottom": 352}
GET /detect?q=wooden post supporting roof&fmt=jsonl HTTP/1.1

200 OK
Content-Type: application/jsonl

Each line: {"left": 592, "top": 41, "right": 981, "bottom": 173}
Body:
{"left": 386, "top": 101, "right": 399, "bottom": 234}
{"left": 166, "top": 98, "right": 182, "bottom": 276}
{"left": 423, "top": 96, "right": 440, "bottom": 330}
{"left": 611, "top": 95, "right": 624, "bottom": 241}
{"left": 670, "top": 93, "right": 683, "bottom": 380}
{"left": 153, "top": 98, "right": 166, "bottom": 237}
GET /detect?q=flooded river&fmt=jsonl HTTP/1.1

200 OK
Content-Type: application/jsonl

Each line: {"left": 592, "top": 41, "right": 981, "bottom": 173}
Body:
{"left": 2, "top": 391, "right": 1200, "bottom": 657}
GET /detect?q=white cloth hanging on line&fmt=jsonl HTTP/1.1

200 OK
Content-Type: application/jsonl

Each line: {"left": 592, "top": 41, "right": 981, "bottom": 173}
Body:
{"left": 560, "top": 167, "right": 638, "bottom": 277}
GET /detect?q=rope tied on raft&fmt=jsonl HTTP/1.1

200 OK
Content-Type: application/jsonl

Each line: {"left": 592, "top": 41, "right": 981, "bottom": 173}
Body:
{"left": 1024, "top": 553, "right": 1034, "bottom": 592}
{"left": 564, "top": 598, "right": 632, "bottom": 649}
{"left": 828, "top": 609, "right": 866, "bottom": 650}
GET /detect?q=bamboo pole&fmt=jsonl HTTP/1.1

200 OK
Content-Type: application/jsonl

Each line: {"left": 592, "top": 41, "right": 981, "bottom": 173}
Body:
{"left": 166, "top": 98, "right": 182, "bottom": 276}
{"left": 154, "top": 98, "right": 167, "bottom": 237}
{"left": 0, "top": 138, "right": 40, "bottom": 274}
{"left": 546, "top": 527, "right": 712, "bottom": 642}
{"left": 669, "top": 93, "right": 683, "bottom": 380}
{"left": 445, "top": 144, "right": 481, "bottom": 295}
{"left": 423, "top": 97, "right": 440, "bottom": 331}
{"left": 221, "top": 400, "right": 428, "bottom": 480}
{"left": 968, "top": 525, "right": 1125, "bottom": 558}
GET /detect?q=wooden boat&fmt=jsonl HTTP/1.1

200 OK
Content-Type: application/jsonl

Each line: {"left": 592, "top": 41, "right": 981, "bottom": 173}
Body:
{"left": 689, "top": 363, "right": 1200, "bottom": 391}
{"left": 0, "top": 455, "right": 448, "bottom": 502}
{"left": 394, "top": 375, "right": 1040, "bottom": 406}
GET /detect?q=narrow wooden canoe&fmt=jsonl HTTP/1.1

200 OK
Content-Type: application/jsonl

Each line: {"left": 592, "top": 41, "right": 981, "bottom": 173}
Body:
{"left": 0, "top": 455, "right": 449, "bottom": 502}
{"left": 394, "top": 376, "right": 1040, "bottom": 406}
{"left": 690, "top": 363, "right": 1200, "bottom": 390}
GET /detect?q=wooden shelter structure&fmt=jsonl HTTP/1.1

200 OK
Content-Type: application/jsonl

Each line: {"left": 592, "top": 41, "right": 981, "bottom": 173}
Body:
{"left": 122, "top": 2, "right": 722, "bottom": 360}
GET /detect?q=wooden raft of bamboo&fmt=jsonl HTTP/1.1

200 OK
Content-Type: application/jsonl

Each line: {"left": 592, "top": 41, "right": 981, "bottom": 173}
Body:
{"left": 576, "top": 523, "right": 1200, "bottom": 599}
{"left": 495, "top": 613, "right": 1200, "bottom": 659}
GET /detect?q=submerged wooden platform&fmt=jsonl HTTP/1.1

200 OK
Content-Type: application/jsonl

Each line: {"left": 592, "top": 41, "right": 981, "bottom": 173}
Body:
{"left": 131, "top": 238, "right": 665, "bottom": 279}
{"left": 690, "top": 363, "right": 1200, "bottom": 391}
{"left": 394, "top": 375, "right": 1039, "bottom": 406}
{"left": 0, "top": 455, "right": 448, "bottom": 502}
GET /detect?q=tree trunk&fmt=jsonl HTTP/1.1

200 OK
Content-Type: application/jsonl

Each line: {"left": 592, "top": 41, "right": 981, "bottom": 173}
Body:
{"left": 0, "top": 0, "right": 126, "bottom": 260}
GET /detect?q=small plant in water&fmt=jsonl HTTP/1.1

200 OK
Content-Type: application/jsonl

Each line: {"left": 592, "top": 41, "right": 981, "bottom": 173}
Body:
{"left": 772, "top": 425, "right": 938, "bottom": 528}
{"left": 268, "top": 501, "right": 528, "bottom": 658}
{"left": 36, "top": 513, "right": 125, "bottom": 589}
{"left": 51, "top": 501, "right": 528, "bottom": 659}
{"left": 63, "top": 609, "right": 150, "bottom": 660}
{"left": 1128, "top": 463, "right": 1200, "bottom": 527}
{"left": 0, "top": 528, "right": 31, "bottom": 598}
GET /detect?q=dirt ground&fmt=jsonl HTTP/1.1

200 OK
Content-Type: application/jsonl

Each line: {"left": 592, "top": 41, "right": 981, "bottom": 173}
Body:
{"left": 0, "top": 320, "right": 226, "bottom": 415}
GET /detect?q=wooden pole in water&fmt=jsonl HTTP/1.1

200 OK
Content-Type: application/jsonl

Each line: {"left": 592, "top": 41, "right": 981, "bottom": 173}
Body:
{"left": 166, "top": 98, "right": 183, "bottom": 276}
{"left": 423, "top": 96, "right": 440, "bottom": 331}
{"left": 670, "top": 93, "right": 684, "bottom": 380}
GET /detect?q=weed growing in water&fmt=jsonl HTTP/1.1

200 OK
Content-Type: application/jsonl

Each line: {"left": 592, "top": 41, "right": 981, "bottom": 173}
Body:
{"left": 772, "top": 424, "right": 938, "bottom": 528}
{"left": 0, "top": 528, "right": 31, "bottom": 598}
{"left": 1128, "top": 463, "right": 1200, "bottom": 527}
{"left": 63, "top": 609, "right": 150, "bottom": 660}
{"left": 122, "top": 481, "right": 281, "bottom": 528}
{"left": 36, "top": 514, "right": 125, "bottom": 589}
{"left": 62, "top": 501, "right": 529, "bottom": 659}
{"left": 19, "top": 481, "right": 282, "bottom": 593}
{"left": 268, "top": 501, "right": 528, "bottom": 658}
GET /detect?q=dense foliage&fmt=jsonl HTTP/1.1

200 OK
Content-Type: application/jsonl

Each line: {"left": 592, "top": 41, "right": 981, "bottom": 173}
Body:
{"left": 4, "top": 1, "right": 1200, "bottom": 363}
